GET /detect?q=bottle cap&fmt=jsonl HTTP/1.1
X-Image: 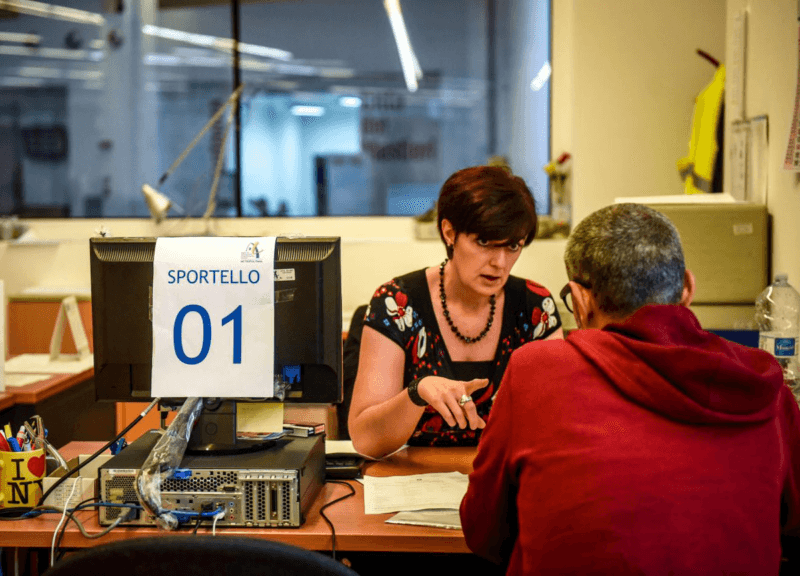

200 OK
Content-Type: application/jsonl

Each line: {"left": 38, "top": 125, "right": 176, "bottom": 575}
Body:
{"left": 775, "top": 273, "right": 789, "bottom": 283}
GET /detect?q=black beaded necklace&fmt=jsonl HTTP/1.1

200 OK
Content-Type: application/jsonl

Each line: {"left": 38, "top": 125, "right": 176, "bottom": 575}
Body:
{"left": 439, "top": 260, "right": 496, "bottom": 344}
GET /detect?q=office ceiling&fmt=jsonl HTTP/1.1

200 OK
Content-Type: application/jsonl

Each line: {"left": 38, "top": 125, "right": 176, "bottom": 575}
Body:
{"left": 160, "top": 0, "right": 300, "bottom": 8}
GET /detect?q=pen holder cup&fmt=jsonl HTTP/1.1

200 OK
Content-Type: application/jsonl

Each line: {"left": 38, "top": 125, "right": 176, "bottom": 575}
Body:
{"left": 0, "top": 447, "right": 46, "bottom": 510}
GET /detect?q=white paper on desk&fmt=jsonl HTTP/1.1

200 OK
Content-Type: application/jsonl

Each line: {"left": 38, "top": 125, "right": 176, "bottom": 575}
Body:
{"left": 4, "top": 373, "right": 52, "bottom": 387}
{"left": 5, "top": 353, "right": 94, "bottom": 374}
{"left": 362, "top": 471, "right": 469, "bottom": 515}
{"left": 386, "top": 509, "right": 462, "bottom": 530}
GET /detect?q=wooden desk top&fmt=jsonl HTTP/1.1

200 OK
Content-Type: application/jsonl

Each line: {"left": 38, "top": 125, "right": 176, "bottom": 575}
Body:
{"left": 0, "top": 442, "right": 476, "bottom": 554}
{"left": 6, "top": 368, "right": 94, "bottom": 404}
{"left": 0, "top": 391, "right": 14, "bottom": 412}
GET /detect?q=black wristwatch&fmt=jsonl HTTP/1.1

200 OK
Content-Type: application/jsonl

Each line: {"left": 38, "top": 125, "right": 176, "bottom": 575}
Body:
{"left": 407, "top": 377, "right": 428, "bottom": 406}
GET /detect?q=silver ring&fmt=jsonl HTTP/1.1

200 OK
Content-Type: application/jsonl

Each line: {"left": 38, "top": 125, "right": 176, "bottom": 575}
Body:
{"left": 458, "top": 394, "right": 472, "bottom": 407}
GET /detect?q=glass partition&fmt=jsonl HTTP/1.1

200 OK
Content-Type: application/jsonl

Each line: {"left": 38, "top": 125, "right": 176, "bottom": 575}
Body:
{"left": 0, "top": 0, "right": 550, "bottom": 218}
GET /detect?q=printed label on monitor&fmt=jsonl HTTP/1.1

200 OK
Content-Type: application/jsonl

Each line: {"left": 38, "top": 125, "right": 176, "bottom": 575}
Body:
{"left": 274, "top": 268, "right": 295, "bottom": 281}
{"left": 150, "top": 237, "right": 277, "bottom": 398}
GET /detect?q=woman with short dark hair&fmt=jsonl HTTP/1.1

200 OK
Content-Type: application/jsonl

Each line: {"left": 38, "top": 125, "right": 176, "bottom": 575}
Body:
{"left": 349, "top": 166, "right": 563, "bottom": 458}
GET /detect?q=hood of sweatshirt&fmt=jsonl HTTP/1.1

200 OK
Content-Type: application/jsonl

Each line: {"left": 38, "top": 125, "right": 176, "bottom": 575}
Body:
{"left": 567, "top": 305, "right": 784, "bottom": 424}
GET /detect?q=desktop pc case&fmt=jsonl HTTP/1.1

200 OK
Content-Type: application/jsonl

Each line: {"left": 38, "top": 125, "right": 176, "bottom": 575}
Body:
{"left": 98, "top": 430, "right": 325, "bottom": 528}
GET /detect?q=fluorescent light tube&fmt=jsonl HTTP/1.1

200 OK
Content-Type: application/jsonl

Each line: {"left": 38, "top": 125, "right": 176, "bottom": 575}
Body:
{"left": 290, "top": 105, "right": 325, "bottom": 117}
{"left": 0, "top": 0, "right": 105, "bottom": 26}
{"left": 142, "top": 24, "right": 292, "bottom": 62}
{"left": 339, "top": 96, "right": 362, "bottom": 108}
{"left": 0, "top": 32, "right": 41, "bottom": 45}
{"left": 383, "top": 0, "right": 422, "bottom": 92}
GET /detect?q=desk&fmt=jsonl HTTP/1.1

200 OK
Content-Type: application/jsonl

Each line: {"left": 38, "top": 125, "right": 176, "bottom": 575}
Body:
{"left": 0, "top": 442, "right": 474, "bottom": 554}
{"left": 1, "top": 368, "right": 115, "bottom": 449}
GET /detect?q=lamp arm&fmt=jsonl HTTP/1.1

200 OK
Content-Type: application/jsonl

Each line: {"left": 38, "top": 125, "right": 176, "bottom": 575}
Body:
{"left": 203, "top": 102, "right": 236, "bottom": 220}
{"left": 157, "top": 84, "right": 245, "bottom": 188}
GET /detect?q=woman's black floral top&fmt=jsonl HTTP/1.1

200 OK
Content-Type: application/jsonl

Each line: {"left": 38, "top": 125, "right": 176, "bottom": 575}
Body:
{"left": 364, "top": 269, "right": 561, "bottom": 446}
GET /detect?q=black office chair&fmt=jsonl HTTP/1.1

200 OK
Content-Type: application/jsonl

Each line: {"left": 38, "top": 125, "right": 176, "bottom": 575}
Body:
{"left": 42, "top": 535, "right": 359, "bottom": 576}
{"left": 337, "top": 304, "right": 368, "bottom": 440}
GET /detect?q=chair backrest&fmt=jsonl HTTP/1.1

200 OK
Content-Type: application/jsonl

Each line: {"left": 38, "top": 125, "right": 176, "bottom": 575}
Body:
{"left": 337, "top": 304, "right": 369, "bottom": 440}
{"left": 43, "top": 535, "right": 359, "bottom": 576}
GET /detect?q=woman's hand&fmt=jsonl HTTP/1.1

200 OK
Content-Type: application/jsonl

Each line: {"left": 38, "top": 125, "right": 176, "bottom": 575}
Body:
{"left": 417, "top": 376, "right": 490, "bottom": 430}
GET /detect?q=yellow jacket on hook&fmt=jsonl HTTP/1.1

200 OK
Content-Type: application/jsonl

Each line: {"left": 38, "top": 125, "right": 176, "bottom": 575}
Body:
{"left": 677, "top": 64, "right": 725, "bottom": 194}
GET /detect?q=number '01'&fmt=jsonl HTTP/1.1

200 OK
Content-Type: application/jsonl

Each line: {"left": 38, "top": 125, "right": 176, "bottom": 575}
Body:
{"left": 173, "top": 304, "right": 242, "bottom": 365}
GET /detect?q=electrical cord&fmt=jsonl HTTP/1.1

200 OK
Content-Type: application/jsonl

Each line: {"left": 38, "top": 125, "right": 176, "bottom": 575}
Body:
{"left": 53, "top": 503, "right": 140, "bottom": 562}
{"left": 319, "top": 480, "right": 356, "bottom": 561}
{"left": 38, "top": 398, "right": 160, "bottom": 507}
{"left": 192, "top": 516, "right": 203, "bottom": 534}
{"left": 50, "top": 477, "right": 81, "bottom": 566}
{"left": 212, "top": 510, "right": 224, "bottom": 536}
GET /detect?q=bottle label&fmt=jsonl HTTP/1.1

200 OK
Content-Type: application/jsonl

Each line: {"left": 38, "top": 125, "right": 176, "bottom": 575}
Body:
{"left": 774, "top": 337, "right": 797, "bottom": 357}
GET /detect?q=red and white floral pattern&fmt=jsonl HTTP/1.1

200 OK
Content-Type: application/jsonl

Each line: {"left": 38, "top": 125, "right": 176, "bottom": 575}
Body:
{"left": 364, "top": 272, "right": 561, "bottom": 447}
{"left": 412, "top": 327, "right": 427, "bottom": 364}
{"left": 531, "top": 297, "right": 558, "bottom": 338}
{"left": 385, "top": 291, "right": 413, "bottom": 331}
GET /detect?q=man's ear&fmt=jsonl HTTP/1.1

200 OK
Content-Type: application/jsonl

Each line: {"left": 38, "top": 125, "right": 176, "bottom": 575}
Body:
{"left": 570, "top": 281, "right": 594, "bottom": 329}
{"left": 680, "top": 269, "right": 696, "bottom": 307}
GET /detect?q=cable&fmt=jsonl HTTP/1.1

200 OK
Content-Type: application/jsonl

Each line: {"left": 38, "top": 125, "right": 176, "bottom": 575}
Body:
{"left": 319, "top": 480, "right": 356, "bottom": 561}
{"left": 212, "top": 510, "right": 224, "bottom": 536}
{"left": 38, "top": 398, "right": 160, "bottom": 507}
{"left": 192, "top": 516, "right": 203, "bottom": 535}
{"left": 53, "top": 503, "right": 140, "bottom": 562}
{"left": 50, "top": 477, "right": 80, "bottom": 566}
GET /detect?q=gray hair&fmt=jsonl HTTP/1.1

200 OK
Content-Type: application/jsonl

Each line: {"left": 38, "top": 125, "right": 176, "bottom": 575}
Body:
{"left": 564, "top": 203, "right": 685, "bottom": 317}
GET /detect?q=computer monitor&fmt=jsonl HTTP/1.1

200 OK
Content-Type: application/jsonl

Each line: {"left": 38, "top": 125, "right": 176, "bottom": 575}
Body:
{"left": 89, "top": 236, "right": 342, "bottom": 452}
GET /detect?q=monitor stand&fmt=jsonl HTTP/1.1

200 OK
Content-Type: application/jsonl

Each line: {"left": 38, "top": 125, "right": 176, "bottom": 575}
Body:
{"left": 185, "top": 399, "right": 276, "bottom": 456}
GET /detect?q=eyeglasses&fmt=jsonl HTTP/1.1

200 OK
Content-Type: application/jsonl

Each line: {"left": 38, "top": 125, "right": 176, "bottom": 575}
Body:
{"left": 559, "top": 280, "right": 591, "bottom": 314}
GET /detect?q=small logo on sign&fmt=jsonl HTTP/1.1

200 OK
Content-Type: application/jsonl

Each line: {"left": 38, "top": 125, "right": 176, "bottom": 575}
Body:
{"left": 241, "top": 242, "right": 262, "bottom": 263}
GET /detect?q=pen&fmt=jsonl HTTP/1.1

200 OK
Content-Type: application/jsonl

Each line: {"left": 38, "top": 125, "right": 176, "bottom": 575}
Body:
{"left": 3, "top": 424, "right": 12, "bottom": 440}
{"left": 7, "top": 437, "right": 21, "bottom": 452}
{"left": 16, "top": 426, "right": 26, "bottom": 447}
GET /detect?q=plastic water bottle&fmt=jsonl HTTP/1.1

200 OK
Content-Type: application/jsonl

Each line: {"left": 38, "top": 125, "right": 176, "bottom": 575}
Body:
{"left": 755, "top": 274, "right": 800, "bottom": 400}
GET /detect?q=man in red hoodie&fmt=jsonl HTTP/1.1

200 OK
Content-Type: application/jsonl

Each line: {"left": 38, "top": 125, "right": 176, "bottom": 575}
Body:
{"left": 460, "top": 203, "right": 800, "bottom": 575}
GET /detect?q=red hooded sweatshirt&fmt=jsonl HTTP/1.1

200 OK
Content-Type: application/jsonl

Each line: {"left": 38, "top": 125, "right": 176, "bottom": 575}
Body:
{"left": 460, "top": 305, "right": 800, "bottom": 575}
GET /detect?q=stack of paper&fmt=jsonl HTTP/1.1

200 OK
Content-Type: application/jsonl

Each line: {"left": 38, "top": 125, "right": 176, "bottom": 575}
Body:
{"left": 361, "top": 471, "right": 469, "bottom": 530}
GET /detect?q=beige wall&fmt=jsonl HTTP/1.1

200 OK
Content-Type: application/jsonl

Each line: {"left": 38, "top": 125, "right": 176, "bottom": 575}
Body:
{"left": 568, "top": 0, "right": 727, "bottom": 223}
{"left": 725, "top": 0, "right": 800, "bottom": 286}
{"left": 8, "top": 0, "right": 800, "bottom": 332}
{"left": 0, "top": 217, "right": 568, "bottom": 325}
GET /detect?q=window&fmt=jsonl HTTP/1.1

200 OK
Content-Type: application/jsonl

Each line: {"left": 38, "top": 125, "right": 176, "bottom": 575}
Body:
{"left": 0, "top": 0, "right": 550, "bottom": 218}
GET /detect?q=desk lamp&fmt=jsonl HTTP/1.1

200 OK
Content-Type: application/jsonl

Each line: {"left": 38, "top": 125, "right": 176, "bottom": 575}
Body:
{"left": 141, "top": 84, "right": 243, "bottom": 230}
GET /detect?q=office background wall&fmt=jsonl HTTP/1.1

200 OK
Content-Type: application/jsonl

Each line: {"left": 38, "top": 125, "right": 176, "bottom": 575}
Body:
{"left": 725, "top": 0, "right": 800, "bottom": 288}
{"left": 5, "top": 1, "right": 799, "bottom": 329}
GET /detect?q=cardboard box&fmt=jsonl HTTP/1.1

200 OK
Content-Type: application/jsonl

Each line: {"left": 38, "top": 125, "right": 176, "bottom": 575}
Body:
{"left": 647, "top": 203, "right": 769, "bottom": 305}
{"left": 42, "top": 454, "right": 113, "bottom": 509}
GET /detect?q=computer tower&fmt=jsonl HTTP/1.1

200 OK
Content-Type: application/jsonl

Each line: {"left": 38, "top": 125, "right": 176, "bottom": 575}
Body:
{"left": 98, "top": 430, "right": 325, "bottom": 528}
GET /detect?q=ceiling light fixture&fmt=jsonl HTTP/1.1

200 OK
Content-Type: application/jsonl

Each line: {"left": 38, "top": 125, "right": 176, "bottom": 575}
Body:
{"left": 0, "top": 32, "right": 41, "bottom": 45}
{"left": 0, "top": 45, "right": 102, "bottom": 61}
{"left": 383, "top": 0, "right": 422, "bottom": 92}
{"left": 290, "top": 105, "right": 325, "bottom": 117}
{"left": 0, "top": 0, "right": 105, "bottom": 26}
{"left": 142, "top": 24, "right": 292, "bottom": 62}
{"left": 338, "top": 96, "right": 362, "bottom": 108}
{"left": 530, "top": 61, "right": 552, "bottom": 92}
